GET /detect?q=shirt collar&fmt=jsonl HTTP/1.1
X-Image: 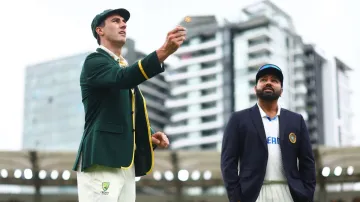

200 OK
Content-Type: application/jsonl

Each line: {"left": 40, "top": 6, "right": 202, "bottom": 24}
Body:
{"left": 99, "top": 45, "right": 119, "bottom": 61}
{"left": 257, "top": 103, "right": 281, "bottom": 118}
{"left": 99, "top": 45, "right": 128, "bottom": 66}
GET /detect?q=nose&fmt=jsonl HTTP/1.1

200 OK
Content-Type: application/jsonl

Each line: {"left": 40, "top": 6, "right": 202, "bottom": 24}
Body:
{"left": 120, "top": 21, "right": 127, "bottom": 29}
{"left": 265, "top": 80, "right": 272, "bottom": 85}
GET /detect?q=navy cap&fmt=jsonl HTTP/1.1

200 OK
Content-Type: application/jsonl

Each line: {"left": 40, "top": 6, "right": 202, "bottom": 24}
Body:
{"left": 255, "top": 64, "right": 283, "bottom": 86}
{"left": 91, "top": 8, "right": 130, "bottom": 39}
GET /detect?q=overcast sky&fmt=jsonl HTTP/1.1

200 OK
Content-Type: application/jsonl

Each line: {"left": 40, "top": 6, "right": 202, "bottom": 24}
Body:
{"left": 0, "top": 0, "right": 358, "bottom": 150}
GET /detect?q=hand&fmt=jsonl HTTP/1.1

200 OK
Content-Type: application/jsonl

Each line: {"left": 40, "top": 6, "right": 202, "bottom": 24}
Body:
{"left": 156, "top": 26, "right": 187, "bottom": 62}
{"left": 151, "top": 131, "right": 169, "bottom": 149}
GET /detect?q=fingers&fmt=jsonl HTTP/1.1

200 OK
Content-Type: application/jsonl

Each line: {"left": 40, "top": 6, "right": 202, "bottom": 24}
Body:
{"left": 168, "top": 31, "right": 186, "bottom": 42}
{"left": 173, "top": 31, "right": 186, "bottom": 39}
{"left": 161, "top": 133, "right": 169, "bottom": 148}
{"left": 169, "top": 31, "right": 186, "bottom": 47}
{"left": 152, "top": 132, "right": 170, "bottom": 148}
{"left": 160, "top": 26, "right": 187, "bottom": 56}
{"left": 152, "top": 136, "right": 160, "bottom": 144}
{"left": 168, "top": 25, "right": 186, "bottom": 35}
{"left": 161, "top": 133, "right": 169, "bottom": 145}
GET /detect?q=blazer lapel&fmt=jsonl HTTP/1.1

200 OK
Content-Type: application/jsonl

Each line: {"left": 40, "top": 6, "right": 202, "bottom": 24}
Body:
{"left": 96, "top": 48, "right": 118, "bottom": 64}
{"left": 250, "top": 104, "right": 267, "bottom": 149}
{"left": 279, "top": 108, "right": 286, "bottom": 143}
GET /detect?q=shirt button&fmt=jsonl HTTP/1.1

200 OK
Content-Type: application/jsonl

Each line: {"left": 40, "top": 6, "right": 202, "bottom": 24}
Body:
{"left": 132, "top": 129, "right": 135, "bottom": 132}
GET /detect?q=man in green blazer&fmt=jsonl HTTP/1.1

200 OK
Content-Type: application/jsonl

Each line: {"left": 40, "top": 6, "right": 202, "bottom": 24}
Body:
{"left": 72, "top": 8, "right": 187, "bottom": 202}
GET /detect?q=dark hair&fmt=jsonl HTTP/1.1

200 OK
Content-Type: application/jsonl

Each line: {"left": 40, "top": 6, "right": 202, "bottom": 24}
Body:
{"left": 96, "top": 21, "right": 106, "bottom": 45}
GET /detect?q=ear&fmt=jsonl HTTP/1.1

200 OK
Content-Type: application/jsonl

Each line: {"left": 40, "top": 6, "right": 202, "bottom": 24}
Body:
{"left": 253, "top": 85, "right": 257, "bottom": 94}
{"left": 96, "top": 27, "right": 104, "bottom": 37}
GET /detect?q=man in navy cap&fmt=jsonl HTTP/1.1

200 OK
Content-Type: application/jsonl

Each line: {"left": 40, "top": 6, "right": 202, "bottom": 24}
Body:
{"left": 72, "top": 8, "right": 187, "bottom": 202}
{"left": 221, "top": 64, "right": 316, "bottom": 202}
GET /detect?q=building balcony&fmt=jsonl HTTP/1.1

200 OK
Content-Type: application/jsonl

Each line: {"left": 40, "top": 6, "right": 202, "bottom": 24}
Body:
{"left": 308, "top": 120, "right": 318, "bottom": 129}
{"left": 248, "top": 87, "right": 256, "bottom": 95}
{"left": 247, "top": 28, "right": 272, "bottom": 42}
{"left": 170, "top": 133, "right": 223, "bottom": 150}
{"left": 170, "top": 107, "right": 223, "bottom": 122}
{"left": 294, "top": 73, "right": 305, "bottom": 82}
{"left": 175, "top": 39, "right": 222, "bottom": 55}
{"left": 294, "top": 99, "right": 306, "bottom": 108}
{"left": 147, "top": 112, "right": 168, "bottom": 124}
{"left": 292, "top": 46, "right": 304, "bottom": 56}
{"left": 307, "top": 94, "right": 317, "bottom": 104}
{"left": 164, "top": 120, "right": 224, "bottom": 136}
{"left": 145, "top": 99, "right": 167, "bottom": 112}
{"left": 294, "top": 60, "right": 304, "bottom": 69}
{"left": 248, "top": 43, "right": 273, "bottom": 55}
{"left": 170, "top": 79, "right": 223, "bottom": 96}
{"left": 247, "top": 55, "right": 270, "bottom": 67}
{"left": 307, "top": 106, "right": 317, "bottom": 115}
{"left": 145, "top": 76, "right": 168, "bottom": 90}
{"left": 166, "top": 92, "right": 223, "bottom": 108}
{"left": 140, "top": 85, "right": 167, "bottom": 100}
{"left": 295, "top": 83, "right": 307, "bottom": 94}
{"left": 165, "top": 65, "right": 222, "bottom": 82}
{"left": 173, "top": 52, "right": 223, "bottom": 69}
{"left": 296, "top": 109, "right": 308, "bottom": 121}
{"left": 303, "top": 56, "right": 314, "bottom": 66}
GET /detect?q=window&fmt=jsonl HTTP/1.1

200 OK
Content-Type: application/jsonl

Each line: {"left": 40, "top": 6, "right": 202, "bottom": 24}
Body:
{"left": 201, "top": 88, "right": 216, "bottom": 96}
{"left": 201, "top": 143, "right": 217, "bottom": 150}
{"left": 201, "top": 61, "right": 217, "bottom": 69}
{"left": 201, "top": 115, "right": 216, "bottom": 123}
{"left": 201, "top": 74, "right": 216, "bottom": 82}
{"left": 201, "top": 101, "right": 216, "bottom": 109}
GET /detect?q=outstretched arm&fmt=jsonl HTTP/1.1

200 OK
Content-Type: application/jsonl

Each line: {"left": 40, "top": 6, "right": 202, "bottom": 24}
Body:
{"left": 83, "top": 51, "right": 164, "bottom": 89}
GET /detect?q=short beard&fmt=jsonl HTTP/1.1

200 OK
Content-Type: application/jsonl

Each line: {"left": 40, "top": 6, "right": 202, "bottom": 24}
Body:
{"left": 255, "top": 88, "right": 281, "bottom": 101}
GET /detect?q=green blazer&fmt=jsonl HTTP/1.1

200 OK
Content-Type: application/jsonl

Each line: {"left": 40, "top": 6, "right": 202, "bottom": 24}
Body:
{"left": 72, "top": 48, "right": 164, "bottom": 177}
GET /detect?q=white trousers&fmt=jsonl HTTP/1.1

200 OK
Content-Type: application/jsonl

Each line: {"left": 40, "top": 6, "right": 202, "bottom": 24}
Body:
{"left": 256, "top": 184, "right": 293, "bottom": 202}
{"left": 77, "top": 164, "right": 136, "bottom": 202}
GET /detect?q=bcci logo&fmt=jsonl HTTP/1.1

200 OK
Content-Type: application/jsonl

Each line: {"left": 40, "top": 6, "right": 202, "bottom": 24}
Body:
{"left": 289, "top": 133, "right": 296, "bottom": 144}
{"left": 101, "top": 182, "right": 110, "bottom": 195}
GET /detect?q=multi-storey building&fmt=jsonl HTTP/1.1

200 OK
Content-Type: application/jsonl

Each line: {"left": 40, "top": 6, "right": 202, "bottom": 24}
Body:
{"left": 164, "top": 0, "right": 353, "bottom": 150}
{"left": 22, "top": 38, "right": 170, "bottom": 151}
{"left": 333, "top": 57, "right": 353, "bottom": 146}
{"left": 164, "top": 15, "right": 225, "bottom": 151}
{"left": 302, "top": 44, "right": 353, "bottom": 146}
{"left": 164, "top": 0, "right": 306, "bottom": 150}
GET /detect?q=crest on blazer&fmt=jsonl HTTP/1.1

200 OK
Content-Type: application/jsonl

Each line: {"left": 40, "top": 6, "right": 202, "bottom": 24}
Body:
{"left": 289, "top": 133, "right": 296, "bottom": 143}
{"left": 102, "top": 182, "right": 110, "bottom": 191}
{"left": 101, "top": 182, "right": 110, "bottom": 195}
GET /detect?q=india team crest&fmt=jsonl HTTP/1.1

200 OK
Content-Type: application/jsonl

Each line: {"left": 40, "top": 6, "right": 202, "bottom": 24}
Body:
{"left": 289, "top": 133, "right": 296, "bottom": 144}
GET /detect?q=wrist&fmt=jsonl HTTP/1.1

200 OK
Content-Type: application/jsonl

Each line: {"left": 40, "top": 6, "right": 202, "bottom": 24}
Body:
{"left": 156, "top": 48, "right": 170, "bottom": 63}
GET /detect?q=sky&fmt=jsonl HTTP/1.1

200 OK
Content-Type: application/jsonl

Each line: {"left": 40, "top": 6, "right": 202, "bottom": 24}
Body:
{"left": 0, "top": 0, "right": 358, "bottom": 150}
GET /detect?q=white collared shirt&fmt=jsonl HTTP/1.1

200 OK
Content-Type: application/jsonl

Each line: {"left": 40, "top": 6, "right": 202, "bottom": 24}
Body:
{"left": 256, "top": 103, "right": 293, "bottom": 202}
{"left": 257, "top": 103, "right": 285, "bottom": 182}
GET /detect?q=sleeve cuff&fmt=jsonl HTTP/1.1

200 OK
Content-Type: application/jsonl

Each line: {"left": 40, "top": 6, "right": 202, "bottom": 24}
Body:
{"left": 138, "top": 60, "right": 149, "bottom": 80}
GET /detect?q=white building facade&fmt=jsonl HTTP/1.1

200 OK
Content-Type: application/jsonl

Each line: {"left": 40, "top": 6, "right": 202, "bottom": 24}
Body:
{"left": 164, "top": 0, "right": 353, "bottom": 150}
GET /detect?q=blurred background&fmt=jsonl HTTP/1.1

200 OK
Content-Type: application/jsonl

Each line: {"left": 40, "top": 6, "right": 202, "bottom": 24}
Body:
{"left": 0, "top": 0, "right": 359, "bottom": 201}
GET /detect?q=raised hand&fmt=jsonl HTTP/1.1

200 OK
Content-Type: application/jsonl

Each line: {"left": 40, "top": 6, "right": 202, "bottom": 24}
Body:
{"left": 156, "top": 25, "right": 187, "bottom": 62}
